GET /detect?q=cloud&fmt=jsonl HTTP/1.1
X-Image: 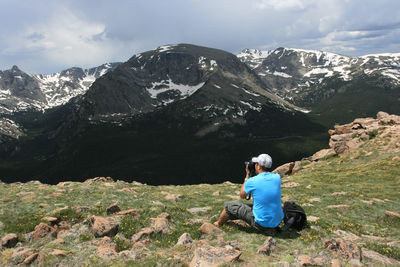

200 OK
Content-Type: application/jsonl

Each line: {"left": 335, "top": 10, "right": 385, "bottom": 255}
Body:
{"left": 0, "top": 0, "right": 399, "bottom": 73}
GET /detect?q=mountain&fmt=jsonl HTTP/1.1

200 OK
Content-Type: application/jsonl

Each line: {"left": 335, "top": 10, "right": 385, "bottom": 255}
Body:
{"left": 0, "top": 44, "right": 325, "bottom": 184}
{"left": 0, "top": 63, "right": 121, "bottom": 115}
{"left": 238, "top": 48, "right": 400, "bottom": 125}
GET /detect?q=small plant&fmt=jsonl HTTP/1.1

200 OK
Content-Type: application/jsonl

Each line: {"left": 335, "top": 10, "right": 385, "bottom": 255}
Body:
{"left": 368, "top": 129, "right": 378, "bottom": 139}
{"left": 119, "top": 215, "right": 148, "bottom": 238}
{"left": 79, "top": 233, "right": 93, "bottom": 242}
{"left": 52, "top": 207, "right": 83, "bottom": 224}
{"left": 115, "top": 235, "right": 133, "bottom": 251}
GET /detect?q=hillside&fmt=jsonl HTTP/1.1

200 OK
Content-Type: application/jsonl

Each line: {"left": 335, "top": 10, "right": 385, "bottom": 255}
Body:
{"left": 1, "top": 112, "right": 399, "bottom": 266}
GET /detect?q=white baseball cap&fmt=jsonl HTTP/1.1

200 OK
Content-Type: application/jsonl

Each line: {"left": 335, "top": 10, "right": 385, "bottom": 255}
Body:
{"left": 252, "top": 153, "right": 272, "bottom": 168}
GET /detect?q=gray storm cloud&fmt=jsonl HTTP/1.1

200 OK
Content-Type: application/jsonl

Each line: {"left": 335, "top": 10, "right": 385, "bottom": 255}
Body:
{"left": 0, "top": 0, "right": 399, "bottom": 73}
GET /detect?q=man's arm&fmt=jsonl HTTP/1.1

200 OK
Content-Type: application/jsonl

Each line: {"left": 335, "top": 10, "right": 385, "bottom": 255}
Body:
{"left": 239, "top": 166, "right": 250, "bottom": 199}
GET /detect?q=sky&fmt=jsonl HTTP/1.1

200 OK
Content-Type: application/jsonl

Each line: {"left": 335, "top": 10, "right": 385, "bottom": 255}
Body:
{"left": 0, "top": 0, "right": 399, "bottom": 74}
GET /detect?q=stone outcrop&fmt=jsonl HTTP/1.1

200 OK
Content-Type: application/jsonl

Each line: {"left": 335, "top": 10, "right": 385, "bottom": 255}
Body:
{"left": 176, "top": 233, "right": 193, "bottom": 246}
{"left": 89, "top": 216, "right": 120, "bottom": 237}
{"left": 323, "top": 238, "right": 361, "bottom": 261}
{"left": 273, "top": 112, "right": 400, "bottom": 176}
{"left": 32, "top": 223, "right": 57, "bottom": 240}
{"left": 149, "top": 212, "right": 174, "bottom": 234}
{"left": 106, "top": 204, "right": 121, "bottom": 215}
{"left": 199, "top": 222, "right": 224, "bottom": 235}
{"left": 190, "top": 244, "right": 241, "bottom": 267}
{"left": 257, "top": 237, "right": 277, "bottom": 255}
{"left": 84, "top": 176, "right": 114, "bottom": 183}
{"left": 1, "top": 233, "right": 18, "bottom": 248}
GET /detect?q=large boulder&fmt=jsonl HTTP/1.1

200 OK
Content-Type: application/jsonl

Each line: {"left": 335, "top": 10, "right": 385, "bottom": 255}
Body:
{"left": 89, "top": 216, "right": 120, "bottom": 237}
{"left": 272, "top": 162, "right": 295, "bottom": 177}
{"left": 32, "top": 223, "right": 57, "bottom": 240}
{"left": 149, "top": 213, "right": 174, "bottom": 234}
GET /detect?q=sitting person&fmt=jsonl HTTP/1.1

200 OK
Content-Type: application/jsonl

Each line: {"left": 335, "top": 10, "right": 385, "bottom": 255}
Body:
{"left": 214, "top": 153, "right": 283, "bottom": 233}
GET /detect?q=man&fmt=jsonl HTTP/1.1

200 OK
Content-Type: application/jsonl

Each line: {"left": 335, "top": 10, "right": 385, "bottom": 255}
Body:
{"left": 214, "top": 153, "right": 284, "bottom": 232}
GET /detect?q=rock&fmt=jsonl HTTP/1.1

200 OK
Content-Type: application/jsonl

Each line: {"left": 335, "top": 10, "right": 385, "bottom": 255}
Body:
{"left": 50, "top": 206, "right": 70, "bottom": 216}
{"left": 309, "top": 198, "right": 321, "bottom": 202}
{"left": 44, "top": 192, "right": 64, "bottom": 199}
{"left": 10, "top": 247, "right": 37, "bottom": 265}
{"left": 257, "top": 237, "right": 277, "bottom": 255}
{"left": 131, "top": 227, "right": 154, "bottom": 242}
{"left": 282, "top": 182, "right": 300, "bottom": 188}
{"left": 57, "top": 221, "right": 72, "bottom": 232}
{"left": 273, "top": 162, "right": 295, "bottom": 177}
{"left": 97, "top": 236, "right": 118, "bottom": 259}
{"left": 23, "top": 253, "right": 39, "bottom": 264}
{"left": 106, "top": 204, "right": 121, "bottom": 215}
{"left": 149, "top": 213, "right": 174, "bottom": 234}
{"left": 51, "top": 249, "right": 68, "bottom": 256}
{"left": 291, "top": 161, "right": 303, "bottom": 174}
{"left": 32, "top": 223, "right": 57, "bottom": 240}
{"left": 312, "top": 257, "right": 326, "bottom": 266}
{"left": 333, "top": 230, "right": 362, "bottom": 242}
{"left": 42, "top": 216, "right": 59, "bottom": 224}
{"left": 73, "top": 206, "right": 90, "bottom": 213}
{"left": 1, "top": 233, "right": 19, "bottom": 248}
{"left": 165, "top": 193, "right": 182, "bottom": 202}
{"left": 89, "top": 216, "right": 120, "bottom": 237}
{"left": 199, "top": 222, "right": 224, "bottom": 235}
{"left": 190, "top": 244, "right": 241, "bottom": 267}
{"left": 187, "top": 207, "right": 212, "bottom": 214}
{"left": 39, "top": 203, "right": 49, "bottom": 208}
{"left": 117, "top": 209, "right": 139, "bottom": 217}
{"left": 361, "top": 200, "right": 374, "bottom": 205}
{"left": 85, "top": 176, "right": 114, "bottom": 183}
{"left": 176, "top": 233, "right": 193, "bottom": 246}
{"left": 362, "top": 248, "right": 400, "bottom": 265}
{"left": 331, "top": 192, "right": 347, "bottom": 196}
{"left": 187, "top": 218, "right": 208, "bottom": 225}
{"left": 348, "top": 259, "right": 362, "bottom": 266}
{"left": 385, "top": 210, "right": 400, "bottom": 218}
{"left": 16, "top": 191, "right": 34, "bottom": 197}
{"left": 226, "top": 194, "right": 240, "bottom": 200}
{"left": 392, "top": 156, "right": 400, "bottom": 161}
{"left": 307, "top": 216, "right": 320, "bottom": 222}
{"left": 212, "top": 190, "right": 221, "bottom": 196}
{"left": 117, "top": 188, "right": 136, "bottom": 193}
{"left": 327, "top": 205, "right": 349, "bottom": 209}
{"left": 50, "top": 238, "right": 65, "bottom": 244}
{"left": 297, "top": 254, "right": 313, "bottom": 266}
{"left": 311, "top": 149, "right": 336, "bottom": 161}
{"left": 306, "top": 184, "right": 312, "bottom": 189}
{"left": 330, "top": 259, "right": 342, "bottom": 267}
{"left": 323, "top": 238, "right": 361, "bottom": 260}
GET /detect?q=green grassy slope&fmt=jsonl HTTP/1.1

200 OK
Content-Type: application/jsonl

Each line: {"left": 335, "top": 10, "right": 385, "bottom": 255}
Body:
{"left": 0, "top": 118, "right": 399, "bottom": 266}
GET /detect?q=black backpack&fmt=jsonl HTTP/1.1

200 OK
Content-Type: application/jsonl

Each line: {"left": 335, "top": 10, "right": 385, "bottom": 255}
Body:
{"left": 278, "top": 202, "right": 307, "bottom": 232}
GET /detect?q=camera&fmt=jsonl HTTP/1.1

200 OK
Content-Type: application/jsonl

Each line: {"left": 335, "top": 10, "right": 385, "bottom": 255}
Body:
{"left": 244, "top": 160, "right": 257, "bottom": 177}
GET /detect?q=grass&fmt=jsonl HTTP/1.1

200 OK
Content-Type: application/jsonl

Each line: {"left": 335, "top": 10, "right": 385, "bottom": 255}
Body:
{"left": 0, "top": 128, "right": 399, "bottom": 266}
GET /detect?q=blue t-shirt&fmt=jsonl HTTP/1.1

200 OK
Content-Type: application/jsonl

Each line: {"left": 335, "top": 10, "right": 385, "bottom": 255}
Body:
{"left": 244, "top": 172, "right": 284, "bottom": 228}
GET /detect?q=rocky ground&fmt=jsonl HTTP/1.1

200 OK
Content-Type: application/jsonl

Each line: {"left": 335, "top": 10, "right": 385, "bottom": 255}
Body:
{"left": 0, "top": 112, "right": 399, "bottom": 266}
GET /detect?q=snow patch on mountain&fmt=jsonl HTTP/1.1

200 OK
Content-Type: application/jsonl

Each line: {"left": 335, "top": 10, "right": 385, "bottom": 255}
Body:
{"left": 147, "top": 79, "right": 205, "bottom": 100}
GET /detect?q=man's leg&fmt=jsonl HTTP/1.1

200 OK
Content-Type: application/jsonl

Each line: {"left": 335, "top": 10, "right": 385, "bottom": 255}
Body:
{"left": 214, "top": 208, "right": 230, "bottom": 226}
